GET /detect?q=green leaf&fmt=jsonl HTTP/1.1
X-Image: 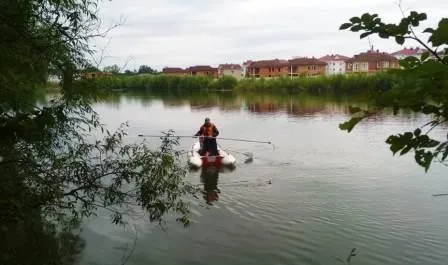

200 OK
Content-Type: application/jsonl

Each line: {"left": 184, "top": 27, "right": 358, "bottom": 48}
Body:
{"left": 351, "top": 25, "right": 362, "bottom": 32}
{"left": 379, "top": 31, "right": 389, "bottom": 38}
{"left": 430, "top": 18, "right": 448, "bottom": 46}
{"left": 400, "top": 145, "right": 412, "bottom": 156}
{"left": 414, "top": 149, "right": 434, "bottom": 172}
{"left": 349, "top": 17, "right": 361, "bottom": 23}
{"left": 410, "top": 11, "right": 418, "bottom": 17}
{"left": 423, "top": 27, "right": 434, "bottom": 33}
{"left": 414, "top": 128, "right": 421, "bottom": 136}
{"left": 421, "top": 105, "right": 440, "bottom": 115}
{"left": 417, "top": 13, "right": 427, "bottom": 21}
{"left": 395, "top": 36, "right": 405, "bottom": 45}
{"left": 339, "top": 117, "right": 364, "bottom": 133}
{"left": 348, "top": 106, "right": 362, "bottom": 114}
{"left": 420, "top": 52, "right": 430, "bottom": 61}
{"left": 360, "top": 32, "right": 372, "bottom": 39}
{"left": 398, "top": 20, "right": 410, "bottom": 34}
{"left": 339, "top": 23, "right": 352, "bottom": 30}
{"left": 361, "top": 13, "right": 371, "bottom": 21}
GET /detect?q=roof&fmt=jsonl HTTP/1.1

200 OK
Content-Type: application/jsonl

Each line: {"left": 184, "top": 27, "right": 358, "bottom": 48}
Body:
{"left": 347, "top": 50, "right": 398, "bottom": 63}
{"left": 318, "top": 54, "right": 350, "bottom": 61}
{"left": 187, "top": 65, "right": 217, "bottom": 71}
{"left": 218, "top": 64, "right": 242, "bottom": 70}
{"left": 162, "top": 67, "right": 185, "bottom": 73}
{"left": 288, "top": 57, "right": 327, "bottom": 65}
{"left": 248, "top": 59, "right": 289, "bottom": 67}
{"left": 390, "top": 47, "right": 427, "bottom": 56}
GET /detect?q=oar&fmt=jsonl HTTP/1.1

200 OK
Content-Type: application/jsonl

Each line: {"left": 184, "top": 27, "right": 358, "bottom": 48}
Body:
{"left": 137, "top": 134, "right": 272, "bottom": 145}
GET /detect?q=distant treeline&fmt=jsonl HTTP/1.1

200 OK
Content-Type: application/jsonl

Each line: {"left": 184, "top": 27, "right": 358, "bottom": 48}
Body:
{"left": 72, "top": 72, "right": 398, "bottom": 96}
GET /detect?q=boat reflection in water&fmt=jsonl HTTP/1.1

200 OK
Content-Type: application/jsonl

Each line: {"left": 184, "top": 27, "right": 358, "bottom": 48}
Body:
{"left": 197, "top": 165, "right": 235, "bottom": 205}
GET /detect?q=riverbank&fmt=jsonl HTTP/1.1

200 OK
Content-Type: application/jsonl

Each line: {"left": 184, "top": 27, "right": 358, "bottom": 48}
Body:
{"left": 72, "top": 72, "right": 397, "bottom": 96}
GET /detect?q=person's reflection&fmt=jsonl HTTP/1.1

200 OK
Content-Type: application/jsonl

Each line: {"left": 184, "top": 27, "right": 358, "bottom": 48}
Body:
{"left": 200, "top": 165, "right": 220, "bottom": 205}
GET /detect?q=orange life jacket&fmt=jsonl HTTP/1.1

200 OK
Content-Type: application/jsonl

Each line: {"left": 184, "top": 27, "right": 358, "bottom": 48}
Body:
{"left": 200, "top": 123, "right": 216, "bottom": 137}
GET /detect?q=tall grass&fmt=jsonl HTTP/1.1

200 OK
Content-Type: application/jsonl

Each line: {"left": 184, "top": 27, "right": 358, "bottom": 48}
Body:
{"left": 72, "top": 72, "right": 397, "bottom": 96}
{"left": 234, "top": 73, "right": 396, "bottom": 95}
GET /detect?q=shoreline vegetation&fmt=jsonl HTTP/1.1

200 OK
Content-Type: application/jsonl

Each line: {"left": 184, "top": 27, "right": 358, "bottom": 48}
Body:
{"left": 64, "top": 71, "right": 398, "bottom": 96}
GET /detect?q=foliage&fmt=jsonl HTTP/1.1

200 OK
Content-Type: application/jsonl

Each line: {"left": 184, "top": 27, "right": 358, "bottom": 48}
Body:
{"left": 82, "top": 64, "right": 100, "bottom": 72}
{"left": 2, "top": 96, "right": 194, "bottom": 226}
{"left": 138, "top": 65, "right": 156, "bottom": 74}
{"left": 235, "top": 74, "right": 396, "bottom": 95}
{"left": 74, "top": 74, "right": 215, "bottom": 93}
{"left": 339, "top": 11, "right": 448, "bottom": 171}
{"left": 73, "top": 72, "right": 397, "bottom": 96}
{"left": 103, "top": 64, "right": 121, "bottom": 74}
{"left": 0, "top": 0, "right": 198, "bottom": 263}
{"left": 210, "top": 75, "right": 238, "bottom": 91}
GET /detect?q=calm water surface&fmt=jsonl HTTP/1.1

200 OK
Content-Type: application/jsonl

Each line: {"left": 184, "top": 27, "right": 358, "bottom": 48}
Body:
{"left": 79, "top": 93, "right": 448, "bottom": 265}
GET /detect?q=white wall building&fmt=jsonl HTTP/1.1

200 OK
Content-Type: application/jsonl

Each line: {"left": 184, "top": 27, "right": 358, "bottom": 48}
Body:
{"left": 318, "top": 54, "right": 350, "bottom": 75}
{"left": 390, "top": 47, "right": 426, "bottom": 60}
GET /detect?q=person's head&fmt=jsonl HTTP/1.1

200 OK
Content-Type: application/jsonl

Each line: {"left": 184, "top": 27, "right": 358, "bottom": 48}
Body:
{"left": 204, "top": 117, "right": 211, "bottom": 126}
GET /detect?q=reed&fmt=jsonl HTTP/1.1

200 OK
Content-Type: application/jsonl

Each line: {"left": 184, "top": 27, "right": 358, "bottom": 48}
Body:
{"left": 72, "top": 72, "right": 398, "bottom": 96}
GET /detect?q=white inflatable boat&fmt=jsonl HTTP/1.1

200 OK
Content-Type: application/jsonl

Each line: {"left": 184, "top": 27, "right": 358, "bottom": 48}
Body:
{"left": 187, "top": 141, "right": 236, "bottom": 169}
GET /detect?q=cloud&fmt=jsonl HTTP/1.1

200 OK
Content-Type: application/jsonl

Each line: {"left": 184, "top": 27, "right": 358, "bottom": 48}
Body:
{"left": 91, "top": 0, "right": 448, "bottom": 70}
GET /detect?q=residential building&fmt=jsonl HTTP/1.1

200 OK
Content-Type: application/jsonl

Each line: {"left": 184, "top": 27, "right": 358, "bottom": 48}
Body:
{"left": 318, "top": 54, "right": 350, "bottom": 75}
{"left": 162, "top": 67, "right": 186, "bottom": 76}
{"left": 246, "top": 59, "right": 289, "bottom": 78}
{"left": 186, "top": 65, "right": 218, "bottom": 78}
{"left": 390, "top": 46, "right": 426, "bottom": 60}
{"left": 218, "top": 63, "right": 243, "bottom": 80}
{"left": 242, "top": 60, "right": 253, "bottom": 78}
{"left": 346, "top": 49, "right": 400, "bottom": 73}
{"left": 288, "top": 57, "right": 327, "bottom": 77}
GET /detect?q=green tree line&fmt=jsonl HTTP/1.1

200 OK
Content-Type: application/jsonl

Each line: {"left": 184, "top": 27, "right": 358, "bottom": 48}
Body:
{"left": 72, "top": 72, "right": 398, "bottom": 96}
{"left": 0, "top": 0, "right": 195, "bottom": 264}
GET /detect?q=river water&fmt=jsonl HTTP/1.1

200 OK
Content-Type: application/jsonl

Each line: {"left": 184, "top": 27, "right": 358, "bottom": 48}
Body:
{"left": 79, "top": 92, "right": 448, "bottom": 265}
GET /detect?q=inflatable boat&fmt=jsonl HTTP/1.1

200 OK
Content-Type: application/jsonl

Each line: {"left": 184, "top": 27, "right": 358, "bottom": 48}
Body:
{"left": 187, "top": 141, "right": 236, "bottom": 169}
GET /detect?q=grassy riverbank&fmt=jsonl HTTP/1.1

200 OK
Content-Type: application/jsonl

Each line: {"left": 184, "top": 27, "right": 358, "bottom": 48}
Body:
{"left": 72, "top": 72, "right": 397, "bottom": 96}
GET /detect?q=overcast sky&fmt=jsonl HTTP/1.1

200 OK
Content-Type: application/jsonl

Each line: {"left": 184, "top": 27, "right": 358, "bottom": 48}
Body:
{"left": 91, "top": 0, "right": 447, "bottom": 71}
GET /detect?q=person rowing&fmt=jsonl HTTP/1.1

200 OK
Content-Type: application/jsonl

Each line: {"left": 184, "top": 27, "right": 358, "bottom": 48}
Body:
{"left": 194, "top": 117, "right": 219, "bottom": 156}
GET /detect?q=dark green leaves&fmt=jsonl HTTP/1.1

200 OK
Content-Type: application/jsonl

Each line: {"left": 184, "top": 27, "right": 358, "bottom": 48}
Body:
{"left": 348, "top": 106, "right": 362, "bottom": 114}
{"left": 420, "top": 52, "right": 430, "bottom": 62}
{"left": 386, "top": 132, "right": 413, "bottom": 155}
{"left": 340, "top": 23, "right": 352, "bottom": 30}
{"left": 340, "top": 10, "right": 448, "bottom": 172}
{"left": 415, "top": 149, "right": 434, "bottom": 171}
{"left": 339, "top": 117, "right": 364, "bottom": 133}
{"left": 429, "top": 18, "right": 448, "bottom": 46}
{"left": 339, "top": 107, "right": 374, "bottom": 133}
{"left": 395, "top": 36, "right": 405, "bottom": 45}
{"left": 360, "top": 32, "right": 372, "bottom": 39}
{"left": 385, "top": 131, "right": 441, "bottom": 172}
{"left": 350, "top": 16, "right": 361, "bottom": 23}
{"left": 423, "top": 27, "right": 435, "bottom": 33}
